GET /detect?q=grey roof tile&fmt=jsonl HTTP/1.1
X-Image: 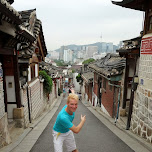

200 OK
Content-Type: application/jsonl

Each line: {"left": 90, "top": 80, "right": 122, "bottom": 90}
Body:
{"left": 89, "top": 53, "right": 126, "bottom": 77}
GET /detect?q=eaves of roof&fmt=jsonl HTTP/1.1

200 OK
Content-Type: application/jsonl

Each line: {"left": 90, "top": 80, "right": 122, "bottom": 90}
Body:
{"left": 81, "top": 72, "right": 93, "bottom": 83}
{"left": 112, "top": 0, "right": 146, "bottom": 11}
{"left": 17, "top": 25, "right": 35, "bottom": 42}
{"left": 0, "top": 0, "right": 22, "bottom": 24}
{"left": 116, "top": 35, "right": 141, "bottom": 55}
{"left": 39, "top": 26, "right": 47, "bottom": 56}
{"left": 18, "top": 46, "right": 35, "bottom": 59}
{"left": 18, "top": 9, "right": 47, "bottom": 59}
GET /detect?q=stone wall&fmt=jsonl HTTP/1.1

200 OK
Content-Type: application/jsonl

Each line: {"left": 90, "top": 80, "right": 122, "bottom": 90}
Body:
{"left": 0, "top": 63, "right": 11, "bottom": 147}
{"left": 0, "top": 114, "right": 11, "bottom": 148}
{"left": 21, "top": 87, "right": 30, "bottom": 127}
{"left": 29, "top": 79, "right": 44, "bottom": 120}
{"left": 0, "top": 63, "right": 5, "bottom": 119}
{"left": 21, "top": 79, "right": 44, "bottom": 127}
{"left": 131, "top": 54, "right": 152, "bottom": 143}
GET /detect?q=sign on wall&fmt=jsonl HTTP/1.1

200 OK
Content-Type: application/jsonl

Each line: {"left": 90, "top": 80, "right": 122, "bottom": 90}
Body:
{"left": 141, "top": 37, "right": 152, "bottom": 54}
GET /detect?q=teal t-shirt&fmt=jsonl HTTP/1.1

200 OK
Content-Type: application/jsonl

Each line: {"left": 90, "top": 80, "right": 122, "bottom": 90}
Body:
{"left": 53, "top": 105, "right": 75, "bottom": 133}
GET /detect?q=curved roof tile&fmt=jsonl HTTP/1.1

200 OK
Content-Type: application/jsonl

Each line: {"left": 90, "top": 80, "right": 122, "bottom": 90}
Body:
{"left": 0, "top": 0, "right": 22, "bottom": 24}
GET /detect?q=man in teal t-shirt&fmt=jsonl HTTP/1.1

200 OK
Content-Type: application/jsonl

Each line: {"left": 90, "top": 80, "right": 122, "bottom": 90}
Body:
{"left": 52, "top": 93, "right": 86, "bottom": 152}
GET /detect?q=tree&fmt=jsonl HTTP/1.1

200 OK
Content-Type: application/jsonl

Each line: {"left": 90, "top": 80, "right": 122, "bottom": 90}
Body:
{"left": 76, "top": 73, "right": 83, "bottom": 84}
{"left": 82, "top": 58, "right": 95, "bottom": 64}
{"left": 39, "top": 70, "right": 53, "bottom": 93}
{"left": 54, "top": 59, "right": 68, "bottom": 66}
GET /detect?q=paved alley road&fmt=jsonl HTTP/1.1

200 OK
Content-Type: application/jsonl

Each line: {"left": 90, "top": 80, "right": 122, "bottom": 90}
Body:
{"left": 30, "top": 95, "right": 134, "bottom": 152}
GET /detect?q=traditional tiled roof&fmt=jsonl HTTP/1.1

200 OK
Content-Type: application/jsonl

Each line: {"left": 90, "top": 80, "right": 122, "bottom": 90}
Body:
{"left": 116, "top": 34, "right": 142, "bottom": 54}
{"left": 39, "top": 61, "right": 63, "bottom": 78}
{"left": 89, "top": 53, "right": 126, "bottom": 78}
{"left": 82, "top": 72, "right": 93, "bottom": 83}
{"left": 0, "top": 0, "right": 36, "bottom": 49}
{"left": 18, "top": 9, "right": 47, "bottom": 58}
{"left": 112, "top": 0, "right": 145, "bottom": 11}
{"left": 0, "top": 0, "right": 22, "bottom": 24}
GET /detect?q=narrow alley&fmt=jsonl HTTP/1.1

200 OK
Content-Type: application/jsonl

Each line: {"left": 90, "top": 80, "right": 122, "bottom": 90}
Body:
{"left": 29, "top": 95, "right": 136, "bottom": 152}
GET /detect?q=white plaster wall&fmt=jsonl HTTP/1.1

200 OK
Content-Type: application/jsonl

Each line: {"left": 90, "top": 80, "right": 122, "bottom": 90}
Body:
{"left": 127, "top": 88, "right": 131, "bottom": 99}
{"left": 28, "top": 66, "right": 31, "bottom": 81}
{"left": 85, "top": 93, "right": 88, "bottom": 101}
{"left": 7, "top": 104, "right": 17, "bottom": 119}
{"left": 128, "top": 59, "right": 135, "bottom": 77}
{"left": 101, "top": 104, "right": 111, "bottom": 117}
{"left": 5, "top": 76, "right": 16, "bottom": 119}
{"left": 35, "top": 64, "right": 38, "bottom": 77}
{"left": 73, "top": 73, "right": 80, "bottom": 93}
{"left": 92, "top": 92, "right": 98, "bottom": 107}
{"left": 5, "top": 76, "right": 16, "bottom": 103}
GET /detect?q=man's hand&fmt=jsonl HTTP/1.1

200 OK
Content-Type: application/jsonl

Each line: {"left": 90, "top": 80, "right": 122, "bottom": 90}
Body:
{"left": 70, "top": 115, "right": 86, "bottom": 134}
{"left": 81, "top": 115, "right": 86, "bottom": 122}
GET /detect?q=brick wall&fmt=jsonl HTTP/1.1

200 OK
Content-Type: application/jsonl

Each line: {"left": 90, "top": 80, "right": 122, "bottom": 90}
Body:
{"left": 93, "top": 74, "right": 98, "bottom": 96}
{"left": 88, "top": 83, "right": 93, "bottom": 104}
{"left": 101, "top": 79, "right": 115, "bottom": 117}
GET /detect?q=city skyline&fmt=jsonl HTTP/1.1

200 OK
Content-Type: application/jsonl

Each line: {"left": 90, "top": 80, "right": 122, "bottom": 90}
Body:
{"left": 13, "top": 0, "right": 143, "bottom": 51}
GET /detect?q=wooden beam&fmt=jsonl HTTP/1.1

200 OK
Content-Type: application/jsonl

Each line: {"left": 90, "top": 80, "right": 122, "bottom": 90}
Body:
{"left": 37, "top": 36, "right": 45, "bottom": 60}
{"left": 0, "top": 21, "right": 16, "bottom": 37}
{"left": 0, "top": 48, "right": 14, "bottom": 55}
{"left": 13, "top": 52, "right": 21, "bottom": 108}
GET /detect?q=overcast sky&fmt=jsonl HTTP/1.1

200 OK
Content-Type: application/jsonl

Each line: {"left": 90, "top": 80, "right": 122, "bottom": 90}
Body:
{"left": 12, "top": 0, "right": 144, "bottom": 51}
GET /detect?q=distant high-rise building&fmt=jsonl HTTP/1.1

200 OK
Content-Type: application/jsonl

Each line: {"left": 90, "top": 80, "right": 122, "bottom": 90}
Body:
{"left": 101, "top": 42, "right": 114, "bottom": 53}
{"left": 63, "top": 49, "right": 73, "bottom": 63}
{"left": 86, "top": 46, "right": 98, "bottom": 58}
{"left": 50, "top": 51, "right": 59, "bottom": 60}
{"left": 118, "top": 41, "right": 123, "bottom": 49}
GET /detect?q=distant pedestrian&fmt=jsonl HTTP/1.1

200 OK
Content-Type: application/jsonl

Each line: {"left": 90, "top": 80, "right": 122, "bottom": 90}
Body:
{"left": 69, "top": 88, "right": 72, "bottom": 94}
{"left": 71, "top": 88, "right": 75, "bottom": 94}
{"left": 52, "top": 93, "right": 86, "bottom": 152}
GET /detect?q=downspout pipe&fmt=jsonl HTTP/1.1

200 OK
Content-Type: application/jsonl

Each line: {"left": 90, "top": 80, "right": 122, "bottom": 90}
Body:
{"left": 108, "top": 82, "right": 121, "bottom": 125}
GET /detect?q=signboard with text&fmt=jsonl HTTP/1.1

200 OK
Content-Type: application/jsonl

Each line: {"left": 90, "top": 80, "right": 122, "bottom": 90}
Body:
{"left": 141, "top": 36, "right": 152, "bottom": 54}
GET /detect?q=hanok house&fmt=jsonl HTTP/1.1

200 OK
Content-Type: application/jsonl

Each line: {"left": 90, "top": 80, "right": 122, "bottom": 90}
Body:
{"left": 81, "top": 72, "right": 93, "bottom": 104}
{"left": 17, "top": 9, "right": 48, "bottom": 127}
{"left": 89, "top": 53, "right": 126, "bottom": 118}
{"left": 116, "top": 33, "right": 142, "bottom": 129}
{"left": 0, "top": 0, "right": 36, "bottom": 147}
{"left": 112, "top": 0, "right": 152, "bottom": 143}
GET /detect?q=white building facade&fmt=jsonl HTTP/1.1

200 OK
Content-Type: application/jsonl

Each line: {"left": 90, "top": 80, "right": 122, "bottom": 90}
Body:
{"left": 86, "top": 46, "right": 98, "bottom": 58}
{"left": 64, "top": 49, "right": 73, "bottom": 63}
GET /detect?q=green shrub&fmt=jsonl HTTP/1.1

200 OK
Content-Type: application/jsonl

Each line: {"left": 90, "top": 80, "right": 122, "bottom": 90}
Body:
{"left": 39, "top": 70, "right": 53, "bottom": 93}
{"left": 82, "top": 58, "right": 95, "bottom": 64}
{"left": 76, "top": 73, "right": 83, "bottom": 84}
